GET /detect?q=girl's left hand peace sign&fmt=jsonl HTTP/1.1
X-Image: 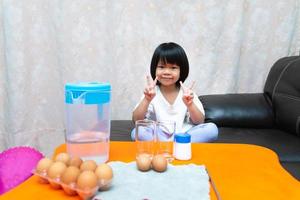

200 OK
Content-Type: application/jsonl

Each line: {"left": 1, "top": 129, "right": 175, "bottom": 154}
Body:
{"left": 180, "top": 81, "right": 196, "bottom": 107}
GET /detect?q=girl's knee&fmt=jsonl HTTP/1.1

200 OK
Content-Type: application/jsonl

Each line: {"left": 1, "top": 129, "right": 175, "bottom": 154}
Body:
{"left": 188, "top": 122, "right": 219, "bottom": 142}
{"left": 206, "top": 122, "right": 219, "bottom": 139}
{"left": 206, "top": 122, "right": 219, "bottom": 138}
{"left": 131, "top": 127, "right": 155, "bottom": 141}
{"left": 130, "top": 128, "right": 136, "bottom": 141}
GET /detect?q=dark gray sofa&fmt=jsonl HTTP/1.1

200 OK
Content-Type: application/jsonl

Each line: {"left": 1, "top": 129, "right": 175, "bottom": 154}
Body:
{"left": 110, "top": 56, "right": 300, "bottom": 180}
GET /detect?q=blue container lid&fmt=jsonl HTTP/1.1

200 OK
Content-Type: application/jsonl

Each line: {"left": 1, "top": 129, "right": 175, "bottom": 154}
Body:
{"left": 65, "top": 82, "right": 111, "bottom": 104}
{"left": 174, "top": 133, "right": 191, "bottom": 143}
{"left": 65, "top": 82, "right": 111, "bottom": 91}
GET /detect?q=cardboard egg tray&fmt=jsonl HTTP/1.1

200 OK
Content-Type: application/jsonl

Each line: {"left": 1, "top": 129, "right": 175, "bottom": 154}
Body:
{"left": 33, "top": 170, "right": 112, "bottom": 200}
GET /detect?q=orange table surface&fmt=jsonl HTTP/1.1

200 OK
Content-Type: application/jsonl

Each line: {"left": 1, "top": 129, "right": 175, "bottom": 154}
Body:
{"left": 1, "top": 142, "right": 300, "bottom": 200}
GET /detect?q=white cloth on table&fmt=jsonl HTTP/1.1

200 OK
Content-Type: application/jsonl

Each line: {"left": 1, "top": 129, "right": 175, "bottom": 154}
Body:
{"left": 93, "top": 161, "right": 210, "bottom": 200}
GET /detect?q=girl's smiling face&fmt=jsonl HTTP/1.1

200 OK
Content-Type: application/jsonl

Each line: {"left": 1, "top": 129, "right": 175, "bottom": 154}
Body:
{"left": 155, "top": 60, "right": 180, "bottom": 87}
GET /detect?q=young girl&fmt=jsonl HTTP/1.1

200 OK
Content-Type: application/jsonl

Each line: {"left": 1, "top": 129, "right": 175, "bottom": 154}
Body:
{"left": 132, "top": 42, "right": 218, "bottom": 142}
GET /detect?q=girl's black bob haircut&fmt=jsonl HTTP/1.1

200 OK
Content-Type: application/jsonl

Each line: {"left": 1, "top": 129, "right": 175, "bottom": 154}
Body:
{"left": 150, "top": 42, "right": 189, "bottom": 87}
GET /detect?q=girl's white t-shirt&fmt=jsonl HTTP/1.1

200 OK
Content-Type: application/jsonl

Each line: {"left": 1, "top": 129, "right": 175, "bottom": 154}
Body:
{"left": 135, "top": 86, "right": 205, "bottom": 133}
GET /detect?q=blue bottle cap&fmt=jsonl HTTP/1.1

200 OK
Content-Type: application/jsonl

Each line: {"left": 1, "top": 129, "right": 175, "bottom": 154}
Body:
{"left": 174, "top": 133, "right": 191, "bottom": 143}
{"left": 65, "top": 82, "right": 111, "bottom": 104}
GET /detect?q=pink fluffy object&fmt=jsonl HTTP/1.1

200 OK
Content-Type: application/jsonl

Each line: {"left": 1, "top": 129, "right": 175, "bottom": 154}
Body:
{"left": 0, "top": 146, "right": 43, "bottom": 195}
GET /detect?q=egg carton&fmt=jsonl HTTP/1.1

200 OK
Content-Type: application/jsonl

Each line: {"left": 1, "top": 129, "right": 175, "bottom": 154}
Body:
{"left": 32, "top": 170, "right": 112, "bottom": 200}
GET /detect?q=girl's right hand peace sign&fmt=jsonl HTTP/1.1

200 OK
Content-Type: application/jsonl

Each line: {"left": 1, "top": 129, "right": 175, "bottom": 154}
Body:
{"left": 144, "top": 75, "right": 157, "bottom": 102}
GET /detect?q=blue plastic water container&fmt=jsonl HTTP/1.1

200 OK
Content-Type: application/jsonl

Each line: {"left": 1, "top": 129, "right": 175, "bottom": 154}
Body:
{"left": 65, "top": 82, "right": 111, "bottom": 163}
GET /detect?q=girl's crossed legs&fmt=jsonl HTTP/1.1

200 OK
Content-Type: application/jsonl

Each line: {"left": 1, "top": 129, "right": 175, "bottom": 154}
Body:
{"left": 131, "top": 122, "right": 218, "bottom": 143}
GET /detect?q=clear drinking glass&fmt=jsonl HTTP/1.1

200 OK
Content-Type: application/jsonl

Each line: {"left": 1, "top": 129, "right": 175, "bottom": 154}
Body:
{"left": 156, "top": 120, "right": 176, "bottom": 162}
{"left": 135, "top": 120, "right": 156, "bottom": 159}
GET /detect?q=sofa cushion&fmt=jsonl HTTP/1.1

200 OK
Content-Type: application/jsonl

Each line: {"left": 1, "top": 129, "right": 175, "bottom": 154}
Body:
{"left": 264, "top": 56, "right": 299, "bottom": 100}
{"left": 199, "top": 94, "right": 274, "bottom": 128}
{"left": 214, "top": 127, "right": 300, "bottom": 162}
{"left": 264, "top": 56, "right": 300, "bottom": 135}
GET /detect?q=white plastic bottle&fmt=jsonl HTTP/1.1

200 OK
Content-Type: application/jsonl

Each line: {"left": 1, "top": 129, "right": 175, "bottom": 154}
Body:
{"left": 173, "top": 133, "right": 191, "bottom": 160}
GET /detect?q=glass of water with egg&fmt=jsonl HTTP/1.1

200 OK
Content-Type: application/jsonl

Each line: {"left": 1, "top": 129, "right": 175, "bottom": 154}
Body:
{"left": 135, "top": 120, "right": 156, "bottom": 160}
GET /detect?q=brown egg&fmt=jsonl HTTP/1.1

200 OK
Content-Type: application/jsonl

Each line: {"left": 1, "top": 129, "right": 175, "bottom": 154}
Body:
{"left": 77, "top": 171, "right": 98, "bottom": 190}
{"left": 95, "top": 164, "right": 113, "bottom": 180}
{"left": 68, "top": 156, "right": 83, "bottom": 168}
{"left": 80, "top": 160, "right": 97, "bottom": 171}
{"left": 47, "top": 161, "right": 67, "bottom": 189}
{"left": 36, "top": 157, "right": 53, "bottom": 174}
{"left": 54, "top": 153, "right": 70, "bottom": 164}
{"left": 136, "top": 154, "right": 152, "bottom": 172}
{"left": 61, "top": 166, "right": 81, "bottom": 184}
{"left": 152, "top": 154, "right": 168, "bottom": 172}
{"left": 61, "top": 166, "right": 81, "bottom": 196}
{"left": 47, "top": 161, "right": 67, "bottom": 179}
{"left": 36, "top": 157, "right": 53, "bottom": 183}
